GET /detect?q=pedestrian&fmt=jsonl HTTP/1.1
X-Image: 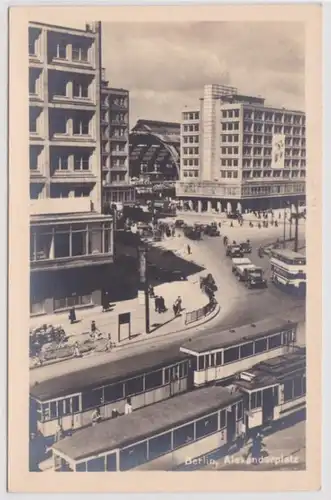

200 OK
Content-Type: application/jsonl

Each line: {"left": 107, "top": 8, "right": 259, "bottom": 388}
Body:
{"left": 124, "top": 397, "right": 133, "bottom": 415}
{"left": 73, "top": 341, "right": 80, "bottom": 357}
{"left": 54, "top": 423, "right": 63, "bottom": 443}
{"left": 176, "top": 296, "right": 182, "bottom": 313}
{"left": 68, "top": 306, "right": 76, "bottom": 324}
{"left": 90, "top": 320, "right": 100, "bottom": 340}
{"left": 230, "top": 221, "right": 234, "bottom": 227}
{"left": 102, "top": 293, "right": 109, "bottom": 312}
{"left": 91, "top": 408, "right": 101, "bottom": 426}
{"left": 219, "top": 222, "right": 222, "bottom": 228}
{"left": 187, "top": 244, "right": 191, "bottom": 255}
{"left": 172, "top": 302, "right": 178, "bottom": 317}
{"left": 154, "top": 296, "right": 160, "bottom": 313}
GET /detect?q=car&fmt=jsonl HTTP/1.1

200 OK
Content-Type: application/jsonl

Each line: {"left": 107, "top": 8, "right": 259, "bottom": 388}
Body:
{"left": 226, "top": 244, "right": 244, "bottom": 258}
{"left": 205, "top": 225, "right": 220, "bottom": 237}
{"left": 239, "top": 241, "right": 252, "bottom": 253}
{"left": 175, "top": 219, "right": 185, "bottom": 228}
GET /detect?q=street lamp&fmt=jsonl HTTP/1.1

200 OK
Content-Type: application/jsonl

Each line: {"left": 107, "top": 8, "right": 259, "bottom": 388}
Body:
{"left": 137, "top": 243, "right": 150, "bottom": 334}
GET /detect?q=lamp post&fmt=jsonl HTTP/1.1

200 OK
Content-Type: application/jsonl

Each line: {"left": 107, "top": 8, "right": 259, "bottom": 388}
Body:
{"left": 137, "top": 244, "right": 150, "bottom": 334}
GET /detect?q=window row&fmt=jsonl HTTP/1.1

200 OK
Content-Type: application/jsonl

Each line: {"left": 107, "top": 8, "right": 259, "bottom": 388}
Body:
{"left": 222, "top": 122, "right": 240, "bottom": 131}
{"left": 222, "top": 109, "right": 240, "bottom": 119}
{"left": 182, "top": 124, "right": 199, "bottom": 132}
{"left": 241, "top": 183, "right": 305, "bottom": 196}
{"left": 221, "top": 147, "right": 239, "bottom": 155}
{"left": 221, "top": 134, "right": 239, "bottom": 143}
{"left": 182, "top": 147, "right": 199, "bottom": 155}
{"left": 183, "top": 171, "right": 199, "bottom": 178}
{"left": 220, "top": 171, "right": 238, "bottom": 179}
{"left": 30, "top": 223, "right": 112, "bottom": 262}
{"left": 243, "top": 111, "right": 305, "bottom": 125}
{"left": 182, "top": 112, "right": 199, "bottom": 121}
{"left": 221, "top": 159, "right": 238, "bottom": 167}
{"left": 249, "top": 386, "right": 279, "bottom": 410}
{"left": 283, "top": 375, "right": 306, "bottom": 403}
{"left": 196, "top": 331, "right": 295, "bottom": 370}
{"left": 183, "top": 159, "right": 199, "bottom": 166}
{"left": 182, "top": 136, "right": 199, "bottom": 144}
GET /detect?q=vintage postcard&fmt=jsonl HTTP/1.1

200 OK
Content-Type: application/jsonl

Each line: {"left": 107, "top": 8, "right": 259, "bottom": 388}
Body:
{"left": 8, "top": 3, "right": 322, "bottom": 493}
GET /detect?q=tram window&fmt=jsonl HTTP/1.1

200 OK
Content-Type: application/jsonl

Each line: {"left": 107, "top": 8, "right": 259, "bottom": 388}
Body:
{"left": 173, "top": 423, "right": 194, "bottom": 449}
{"left": 273, "top": 386, "right": 279, "bottom": 405}
{"left": 58, "top": 400, "right": 64, "bottom": 417}
{"left": 283, "top": 379, "right": 294, "bottom": 402}
{"left": 223, "top": 346, "right": 240, "bottom": 364}
{"left": 50, "top": 401, "right": 57, "bottom": 419}
{"left": 250, "top": 391, "right": 262, "bottom": 410}
{"left": 254, "top": 338, "right": 267, "bottom": 354}
{"left": 269, "top": 334, "right": 282, "bottom": 349}
{"left": 294, "top": 376, "right": 304, "bottom": 398}
{"left": 303, "top": 375, "right": 306, "bottom": 394}
{"left": 76, "top": 462, "right": 86, "bottom": 472}
{"left": 82, "top": 388, "right": 103, "bottom": 410}
{"left": 240, "top": 342, "right": 253, "bottom": 359}
{"left": 87, "top": 456, "right": 105, "bottom": 472}
{"left": 148, "top": 432, "right": 171, "bottom": 459}
{"left": 220, "top": 410, "right": 226, "bottom": 429}
{"left": 72, "top": 395, "right": 79, "bottom": 413}
{"left": 198, "top": 356, "right": 205, "bottom": 371}
{"left": 164, "top": 368, "right": 170, "bottom": 384}
{"left": 210, "top": 354, "right": 216, "bottom": 367}
{"left": 42, "top": 403, "right": 50, "bottom": 421}
{"left": 104, "top": 383, "right": 124, "bottom": 403}
{"left": 178, "top": 362, "right": 188, "bottom": 378}
{"left": 195, "top": 413, "right": 218, "bottom": 439}
{"left": 205, "top": 355, "right": 210, "bottom": 369}
{"left": 125, "top": 376, "right": 144, "bottom": 397}
{"left": 120, "top": 441, "right": 148, "bottom": 471}
{"left": 237, "top": 402, "right": 243, "bottom": 420}
{"left": 145, "top": 370, "right": 163, "bottom": 390}
{"left": 216, "top": 352, "right": 222, "bottom": 366}
{"left": 182, "top": 362, "right": 188, "bottom": 377}
{"left": 106, "top": 453, "right": 117, "bottom": 471}
{"left": 189, "top": 357, "right": 197, "bottom": 371}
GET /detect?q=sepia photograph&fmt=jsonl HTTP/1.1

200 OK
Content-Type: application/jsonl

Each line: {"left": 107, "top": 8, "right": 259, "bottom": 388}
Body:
{"left": 8, "top": 3, "right": 322, "bottom": 493}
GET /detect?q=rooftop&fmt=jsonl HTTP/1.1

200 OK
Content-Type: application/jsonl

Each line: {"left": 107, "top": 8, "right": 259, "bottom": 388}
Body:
{"left": 52, "top": 385, "right": 241, "bottom": 461}
{"left": 271, "top": 248, "right": 306, "bottom": 260}
{"left": 30, "top": 343, "right": 187, "bottom": 401}
{"left": 180, "top": 317, "right": 297, "bottom": 355}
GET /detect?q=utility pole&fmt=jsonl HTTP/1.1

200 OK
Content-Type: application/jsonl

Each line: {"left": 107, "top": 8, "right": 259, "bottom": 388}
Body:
{"left": 294, "top": 199, "right": 299, "bottom": 253}
{"left": 138, "top": 244, "right": 150, "bottom": 333}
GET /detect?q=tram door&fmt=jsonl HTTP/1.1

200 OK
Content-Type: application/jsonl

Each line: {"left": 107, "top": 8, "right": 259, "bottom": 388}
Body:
{"left": 226, "top": 405, "right": 237, "bottom": 443}
{"left": 262, "top": 388, "right": 275, "bottom": 424}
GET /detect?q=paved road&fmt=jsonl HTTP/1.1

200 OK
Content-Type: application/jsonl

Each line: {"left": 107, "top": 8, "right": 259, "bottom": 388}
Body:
{"left": 30, "top": 220, "right": 306, "bottom": 385}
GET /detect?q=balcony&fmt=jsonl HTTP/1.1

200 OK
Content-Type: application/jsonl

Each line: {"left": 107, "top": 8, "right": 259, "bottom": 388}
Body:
{"left": 51, "top": 133, "right": 96, "bottom": 146}
{"left": 111, "top": 150, "right": 127, "bottom": 156}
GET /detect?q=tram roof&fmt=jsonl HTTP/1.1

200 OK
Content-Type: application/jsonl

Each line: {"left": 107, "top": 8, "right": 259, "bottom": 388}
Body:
{"left": 30, "top": 343, "right": 187, "bottom": 401}
{"left": 271, "top": 248, "right": 305, "bottom": 259}
{"left": 180, "top": 317, "right": 297, "bottom": 355}
{"left": 52, "top": 385, "right": 241, "bottom": 461}
{"left": 234, "top": 347, "right": 306, "bottom": 391}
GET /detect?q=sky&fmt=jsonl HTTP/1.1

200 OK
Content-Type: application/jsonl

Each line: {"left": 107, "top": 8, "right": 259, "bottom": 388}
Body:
{"left": 101, "top": 22, "right": 305, "bottom": 128}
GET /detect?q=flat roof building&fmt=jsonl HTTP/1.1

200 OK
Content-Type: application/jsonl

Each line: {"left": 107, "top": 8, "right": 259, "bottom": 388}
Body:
{"left": 176, "top": 84, "right": 306, "bottom": 213}
{"left": 29, "top": 21, "right": 114, "bottom": 316}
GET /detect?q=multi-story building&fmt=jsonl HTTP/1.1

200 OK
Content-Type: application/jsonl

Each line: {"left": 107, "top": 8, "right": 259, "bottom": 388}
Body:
{"left": 29, "top": 21, "right": 114, "bottom": 316}
{"left": 100, "top": 70, "right": 135, "bottom": 208}
{"left": 177, "top": 84, "right": 306, "bottom": 213}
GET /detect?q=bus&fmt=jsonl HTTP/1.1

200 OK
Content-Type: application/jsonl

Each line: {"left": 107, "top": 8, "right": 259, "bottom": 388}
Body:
{"left": 179, "top": 317, "right": 298, "bottom": 387}
{"left": 270, "top": 249, "right": 306, "bottom": 296}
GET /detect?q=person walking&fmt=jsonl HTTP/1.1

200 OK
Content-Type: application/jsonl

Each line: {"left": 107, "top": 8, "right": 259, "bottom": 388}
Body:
{"left": 91, "top": 408, "right": 102, "bottom": 426}
{"left": 124, "top": 397, "right": 133, "bottom": 415}
{"left": 73, "top": 341, "right": 80, "bottom": 358}
{"left": 187, "top": 244, "right": 191, "bottom": 255}
{"left": 68, "top": 307, "right": 76, "bottom": 324}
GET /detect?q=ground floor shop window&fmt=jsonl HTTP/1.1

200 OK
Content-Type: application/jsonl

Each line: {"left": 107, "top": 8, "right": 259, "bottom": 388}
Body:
{"left": 54, "top": 294, "right": 92, "bottom": 311}
{"left": 30, "top": 299, "right": 45, "bottom": 315}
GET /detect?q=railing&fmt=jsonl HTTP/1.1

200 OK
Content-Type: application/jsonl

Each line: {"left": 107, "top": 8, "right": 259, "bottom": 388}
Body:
{"left": 185, "top": 298, "right": 217, "bottom": 325}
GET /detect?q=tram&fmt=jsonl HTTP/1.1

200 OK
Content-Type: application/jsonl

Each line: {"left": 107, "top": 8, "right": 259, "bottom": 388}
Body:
{"left": 231, "top": 346, "right": 306, "bottom": 433}
{"left": 270, "top": 249, "right": 306, "bottom": 296}
{"left": 51, "top": 385, "right": 244, "bottom": 472}
{"left": 179, "top": 317, "right": 297, "bottom": 387}
{"left": 30, "top": 344, "right": 192, "bottom": 442}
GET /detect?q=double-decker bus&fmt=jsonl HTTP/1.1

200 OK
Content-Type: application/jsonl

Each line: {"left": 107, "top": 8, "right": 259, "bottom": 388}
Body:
{"left": 270, "top": 249, "right": 306, "bottom": 296}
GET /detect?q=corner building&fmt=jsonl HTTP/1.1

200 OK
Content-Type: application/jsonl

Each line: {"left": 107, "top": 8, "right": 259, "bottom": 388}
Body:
{"left": 29, "top": 21, "right": 114, "bottom": 316}
{"left": 176, "top": 84, "right": 306, "bottom": 213}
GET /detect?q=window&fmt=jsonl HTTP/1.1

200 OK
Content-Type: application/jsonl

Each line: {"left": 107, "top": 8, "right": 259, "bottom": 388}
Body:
{"left": 195, "top": 413, "right": 218, "bottom": 439}
{"left": 173, "top": 423, "right": 194, "bottom": 449}
{"left": 53, "top": 153, "right": 68, "bottom": 171}
{"left": 179, "top": 362, "right": 188, "bottom": 378}
{"left": 216, "top": 352, "right": 222, "bottom": 366}
{"left": 54, "top": 294, "right": 92, "bottom": 311}
{"left": 76, "top": 462, "right": 86, "bottom": 472}
{"left": 250, "top": 390, "right": 262, "bottom": 410}
{"left": 72, "top": 395, "right": 79, "bottom": 413}
{"left": 29, "top": 71, "right": 37, "bottom": 94}
{"left": 71, "top": 230, "right": 87, "bottom": 257}
{"left": 120, "top": 442, "right": 147, "bottom": 471}
{"left": 125, "top": 376, "right": 144, "bottom": 396}
{"left": 293, "top": 376, "right": 304, "bottom": 398}
{"left": 268, "top": 334, "right": 282, "bottom": 349}
{"left": 237, "top": 401, "right": 243, "bottom": 420}
{"left": 220, "top": 410, "right": 226, "bottom": 428}
{"left": 198, "top": 356, "right": 205, "bottom": 371}
{"left": 29, "top": 108, "right": 39, "bottom": 133}
{"left": 240, "top": 342, "right": 254, "bottom": 359}
{"left": 148, "top": 432, "right": 172, "bottom": 460}
{"left": 106, "top": 453, "right": 117, "bottom": 471}
{"left": 82, "top": 388, "right": 103, "bottom": 410}
{"left": 72, "top": 44, "right": 88, "bottom": 62}
{"left": 223, "top": 346, "right": 240, "bottom": 364}
{"left": 33, "top": 230, "right": 52, "bottom": 260}
{"left": 73, "top": 117, "right": 89, "bottom": 135}
{"left": 29, "top": 30, "right": 37, "bottom": 56}
{"left": 73, "top": 81, "right": 89, "bottom": 99}
{"left": 54, "top": 231, "right": 70, "bottom": 258}
{"left": 87, "top": 457, "right": 105, "bottom": 472}
{"left": 145, "top": 370, "right": 163, "bottom": 391}
{"left": 50, "top": 401, "right": 57, "bottom": 419}
{"left": 56, "top": 41, "right": 67, "bottom": 59}
{"left": 74, "top": 153, "right": 90, "bottom": 171}
{"left": 283, "top": 379, "right": 293, "bottom": 402}
{"left": 29, "top": 147, "right": 39, "bottom": 170}
{"left": 254, "top": 338, "right": 267, "bottom": 354}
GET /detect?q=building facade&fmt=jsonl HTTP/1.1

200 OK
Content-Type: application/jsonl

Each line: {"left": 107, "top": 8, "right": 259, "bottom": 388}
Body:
{"left": 29, "top": 21, "right": 114, "bottom": 316}
{"left": 177, "top": 84, "right": 306, "bottom": 213}
{"left": 101, "top": 70, "right": 135, "bottom": 209}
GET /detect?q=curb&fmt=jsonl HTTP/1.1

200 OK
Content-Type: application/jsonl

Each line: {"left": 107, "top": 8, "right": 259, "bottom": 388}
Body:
{"left": 29, "top": 303, "right": 221, "bottom": 370}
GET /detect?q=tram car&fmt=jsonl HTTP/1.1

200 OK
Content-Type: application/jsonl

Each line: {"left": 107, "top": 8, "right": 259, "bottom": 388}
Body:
{"left": 230, "top": 346, "right": 306, "bottom": 433}
{"left": 51, "top": 385, "right": 244, "bottom": 472}
{"left": 30, "top": 344, "right": 193, "bottom": 442}
{"left": 179, "top": 317, "right": 298, "bottom": 387}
